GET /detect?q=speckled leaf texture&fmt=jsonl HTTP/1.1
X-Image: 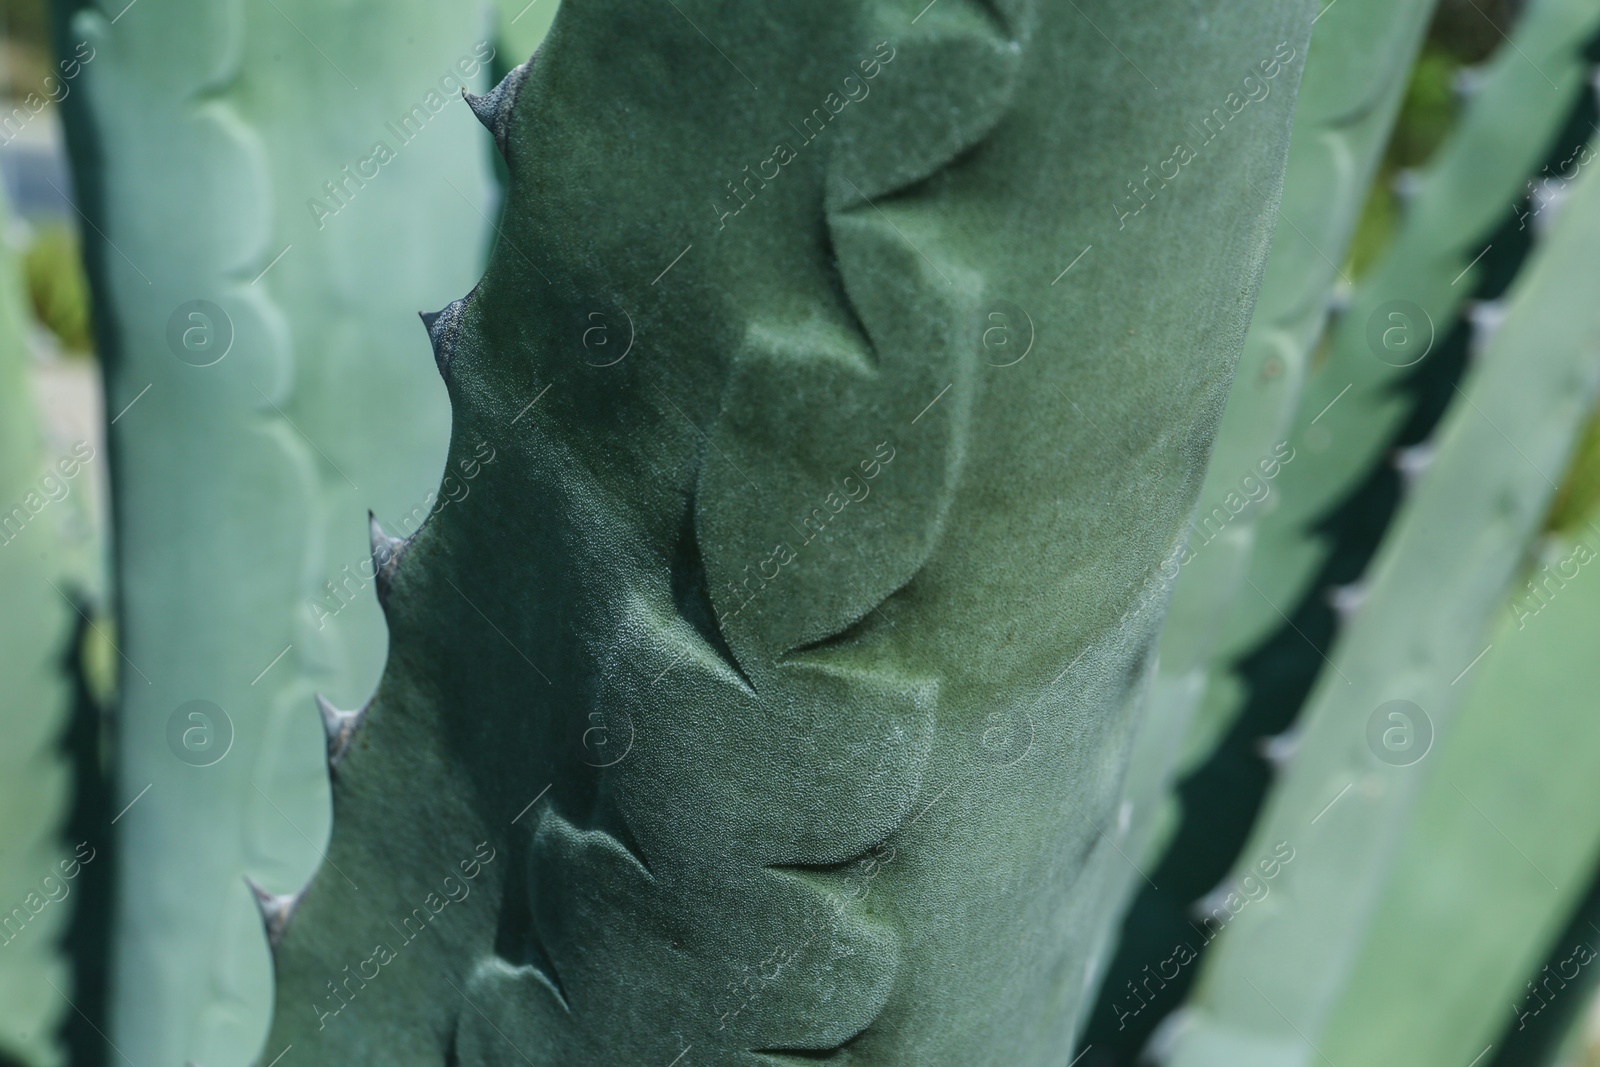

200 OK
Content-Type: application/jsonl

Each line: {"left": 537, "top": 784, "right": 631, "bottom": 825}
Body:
{"left": 1166, "top": 128, "right": 1600, "bottom": 1067}
{"left": 0, "top": 187, "right": 80, "bottom": 1067}
{"left": 53, "top": 0, "right": 497, "bottom": 1064}
{"left": 264, "top": 1, "right": 1311, "bottom": 1063}
{"left": 1111, "top": 0, "right": 1437, "bottom": 892}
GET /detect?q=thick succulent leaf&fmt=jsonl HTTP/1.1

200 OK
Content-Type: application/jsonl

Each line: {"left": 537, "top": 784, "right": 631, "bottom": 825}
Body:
{"left": 54, "top": 1, "right": 496, "bottom": 1063}
{"left": 1310, "top": 479, "right": 1600, "bottom": 1065}
{"left": 1091, "top": 3, "right": 1440, "bottom": 1047}
{"left": 0, "top": 189, "right": 80, "bottom": 1067}
{"left": 1180, "top": 0, "right": 1600, "bottom": 774}
{"left": 1111, "top": 0, "right": 1438, "bottom": 883}
{"left": 1166, "top": 139, "right": 1600, "bottom": 1067}
{"left": 1152, "top": 0, "right": 1436, "bottom": 709}
{"left": 263, "top": 0, "right": 1312, "bottom": 1063}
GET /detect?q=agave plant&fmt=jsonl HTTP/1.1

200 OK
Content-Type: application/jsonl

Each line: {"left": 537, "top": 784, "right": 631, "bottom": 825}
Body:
{"left": 1088, "top": 1, "right": 1600, "bottom": 1060}
{"left": 251, "top": 0, "right": 1317, "bottom": 1062}
{"left": 0, "top": 181, "right": 95, "bottom": 1067}
{"left": 1098, "top": 0, "right": 1440, "bottom": 996}
{"left": 1203, "top": 0, "right": 1600, "bottom": 773}
{"left": 8, "top": 0, "right": 1600, "bottom": 1063}
{"left": 1130, "top": 0, "right": 1600, "bottom": 1062}
{"left": 51, "top": 0, "right": 499, "bottom": 1062}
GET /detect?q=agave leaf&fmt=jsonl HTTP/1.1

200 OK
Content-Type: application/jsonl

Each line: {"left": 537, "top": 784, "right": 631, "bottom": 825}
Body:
{"left": 1313, "top": 473, "right": 1600, "bottom": 1065}
{"left": 54, "top": 0, "right": 496, "bottom": 1063}
{"left": 1112, "top": 0, "right": 1439, "bottom": 882}
{"left": 263, "top": 0, "right": 1313, "bottom": 1062}
{"left": 1084, "top": 4, "right": 1439, "bottom": 1049}
{"left": 1166, "top": 133, "right": 1600, "bottom": 1067}
{"left": 0, "top": 186, "right": 81, "bottom": 1067}
{"left": 1181, "top": 0, "right": 1600, "bottom": 775}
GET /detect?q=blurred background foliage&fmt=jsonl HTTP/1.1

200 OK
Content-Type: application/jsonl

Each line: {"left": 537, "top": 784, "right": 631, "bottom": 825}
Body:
{"left": 24, "top": 223, "right": 89, "bottom": 354}
{"left": 1, "top": 0, "right": 93, "bottom": 360}
{"left": 0, "top": 0, "right": 49, "bottom": 88}
{"left": 1346, "top": 0, "right": 1526, "bottom": 278}
{"left": 1082, "top": 0, "right": 1600, "bottom": 1062}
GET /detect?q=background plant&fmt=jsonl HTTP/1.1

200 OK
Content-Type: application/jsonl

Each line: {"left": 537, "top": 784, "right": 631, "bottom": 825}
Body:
{"left": 47, "top": 0, "right": 498, "bottom": 1063}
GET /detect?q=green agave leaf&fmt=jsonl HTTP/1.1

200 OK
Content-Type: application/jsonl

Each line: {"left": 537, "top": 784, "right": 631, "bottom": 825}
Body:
{"left": 1086, "top": 4, "right": 1438, "bottom": 1050}
{"left": 1180, "top": 0, "right": 1600, "bottom": 776}
{"left": 1113, "top": 0, "right": 1439, "bottom": 882}
{"left": 1166, "top": 130, "right": 1600, "bottom": 1067}
{"left": 54, "top": 0, "right": 497, "bottom": 1063}
{"left": 1314, "top": 466, "right": 1600, "bottom": 1065}
{"left": 0, "top": 190, "right": 81, "bottom": 1067}
{"left": 262, "top": 0, "right": 1312, "bottom": 1062}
